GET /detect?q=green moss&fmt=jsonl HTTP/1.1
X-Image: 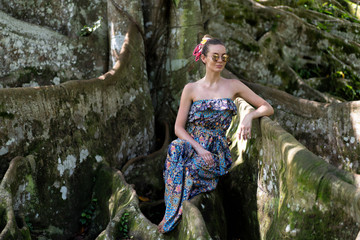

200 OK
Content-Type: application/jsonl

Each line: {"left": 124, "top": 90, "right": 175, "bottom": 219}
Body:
{"left": 25, "top": 175, "right": 36, "bottom": 195}
{"left": 8, "top": 66, "right": 59, "bottom": 88}
{"left": 284, "top": 203, "right": 356, "bottom": 239}
{"left": 27, "top": 139, "right": 45, "bottom": 155}
{"left": 223, "top": 2, "right": 243, "bottom": 22}
{"left": 282, "top": 73, "right": 299, "bottom": 93}
{"left": 263, "top": 37, "right": 272, "bottom": 48}
{"left": 269, "top": 188, "right": 344, "bottom": 239}
{"left": 329, "top": 35, "right": 360, "bottom": 55}
{"left": 230, "top": 38, "right": 260, "bottom": 52}
{"left": 316, "top": 182, "right": 331, "bottom": 203}
{"left": 270, "top": 22, "right": 278, "bottom": 32}
{"left": 19, "top": 227, "right": 31, "bottom": 240}
{"left": 73, "top": 130, "right": 83, "bottom": 146}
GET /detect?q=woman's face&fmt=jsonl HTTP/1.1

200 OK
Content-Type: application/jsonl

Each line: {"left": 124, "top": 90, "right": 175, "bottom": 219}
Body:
{"left": 202, "top": 44, "right": 227, "bottom": 73}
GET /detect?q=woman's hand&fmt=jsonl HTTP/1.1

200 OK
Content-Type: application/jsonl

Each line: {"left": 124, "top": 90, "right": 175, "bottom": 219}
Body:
{"left": 239, "top": 113, "right": 253, "bottom": 140}
{"left": 196, "top": 146, "right": 214, "bottom": 166}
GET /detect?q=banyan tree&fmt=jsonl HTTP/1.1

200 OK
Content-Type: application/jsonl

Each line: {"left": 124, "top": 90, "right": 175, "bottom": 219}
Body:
{"left": 0, "top": 0, "right": 359, "bottom": 239}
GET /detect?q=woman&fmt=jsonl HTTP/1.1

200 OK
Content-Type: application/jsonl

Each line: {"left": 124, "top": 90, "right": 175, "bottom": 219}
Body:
{"left": 158, "top": 35, "right": 274, "bottom": 233}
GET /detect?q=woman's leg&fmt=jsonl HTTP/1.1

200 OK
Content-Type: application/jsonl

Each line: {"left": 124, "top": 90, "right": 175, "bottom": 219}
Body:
{"left": 158, "top": 139, "right": 194, "bottom": 233}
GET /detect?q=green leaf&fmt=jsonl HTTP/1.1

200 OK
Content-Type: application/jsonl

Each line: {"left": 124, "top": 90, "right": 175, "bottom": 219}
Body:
{"left": 173, "top": 0, "right": 180, "bottom": 7}
{"left": 323, "top": 10, "right": 333, "bottom": 15}
{"left": 316, "top": 22, "right": 329, "bottom": 31}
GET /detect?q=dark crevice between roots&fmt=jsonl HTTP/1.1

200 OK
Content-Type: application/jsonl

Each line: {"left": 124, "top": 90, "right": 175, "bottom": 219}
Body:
{"left": 122, "top": 120, "right": 169, "bottom": 226}
{"left": 219, "top": 162, "right": 261, "bottom": 240}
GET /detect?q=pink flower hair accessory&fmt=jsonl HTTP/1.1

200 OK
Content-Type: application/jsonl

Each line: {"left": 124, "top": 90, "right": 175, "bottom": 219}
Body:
{"left": 193, "top": 36, "right": 211, "bottom": 61}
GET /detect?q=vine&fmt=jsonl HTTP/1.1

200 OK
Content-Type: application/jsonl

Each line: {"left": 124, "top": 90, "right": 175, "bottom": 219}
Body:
{"left": 79, "top": 198, "right": 98, "bottom": 231}
{"left": 118, "top": 212, "right": 133, "bottom": 239}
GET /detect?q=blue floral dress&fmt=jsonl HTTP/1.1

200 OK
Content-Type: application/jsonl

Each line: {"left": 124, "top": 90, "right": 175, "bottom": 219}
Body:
{"left": 158, "top": 98, "right": 237, "bottom": 232}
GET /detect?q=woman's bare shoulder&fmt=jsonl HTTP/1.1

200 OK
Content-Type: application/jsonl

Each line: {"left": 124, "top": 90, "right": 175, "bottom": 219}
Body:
{"left": 183, "top": 81, "right": 197, "bottom": 93}
{"left": 221, "top": 78, "right": 246, "bottom": 88}
{"left": 181, "top": 81, "right": 200, "bottom": 101}
{"left": 184, "top": 81, "right": 203, "bottom": 93}
{"left": 221, "top": 78, "right": 248, "bottom": 98}
{"left": 222, "top": 77, "right": 242, "bottom": 83}
{"left": 184, "top": 81, "right": 198, "bottom": 88}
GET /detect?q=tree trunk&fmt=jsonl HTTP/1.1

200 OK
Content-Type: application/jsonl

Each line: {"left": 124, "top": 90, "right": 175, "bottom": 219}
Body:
{"left": 0, "top": 0, "right": 360, "bottom": 239}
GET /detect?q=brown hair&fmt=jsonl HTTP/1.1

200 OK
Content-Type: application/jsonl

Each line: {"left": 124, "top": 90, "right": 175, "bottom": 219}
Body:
{"left": 201, "top": 34, "right": 225, "bottom": 57}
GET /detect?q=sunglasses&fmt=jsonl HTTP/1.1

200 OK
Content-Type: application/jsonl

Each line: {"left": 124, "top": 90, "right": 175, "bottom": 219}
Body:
{"left": 211, "top": 53, "right": 229, "bottom": 62}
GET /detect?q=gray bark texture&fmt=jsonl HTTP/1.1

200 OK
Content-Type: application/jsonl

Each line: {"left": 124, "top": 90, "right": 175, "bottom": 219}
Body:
{"left": 0, "top": 0, "right": 360, "bottom": 239}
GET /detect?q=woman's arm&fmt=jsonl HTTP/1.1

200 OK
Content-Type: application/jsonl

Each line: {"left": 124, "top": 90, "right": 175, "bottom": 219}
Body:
{"left": 232, "top": 80, "right": 274, "bottom": 140}
{"left": 174, "top": 83, "right": 214, "bottom": 164}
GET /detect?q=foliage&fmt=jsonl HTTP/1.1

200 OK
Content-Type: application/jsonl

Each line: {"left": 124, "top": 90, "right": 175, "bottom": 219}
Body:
{"left": 316, "top": 68, "right": 360, "bottom": 101}
{"left": 25, "top": 216, "right": 33, "bottom": 231}
{"left": 330, "top": 69, "right": 360, "bottom": 100}
{"left": 173, "top": 0, "right": 181, "bottom": 7}
{"left": 118, "top": 212, "right": 133, "bottom": 239}
{"left": 79, "top": 17, "right": 103, "bottom": 37}
{"left": 303, "top": 1, "right": 360, "bottom": 23}
{"left": 79, "top": 198, "right": 97, "bottom": 227}
{"left": 316, "top": 21, "right": 331, "bottom": 31}
{"left": 297, "top": 0, "right": 316, "bottom": 7}
{"left": 296, "top": 66, "right": 360, "bottom": 101}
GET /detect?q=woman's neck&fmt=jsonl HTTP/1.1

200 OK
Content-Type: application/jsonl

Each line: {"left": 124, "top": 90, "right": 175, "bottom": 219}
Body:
{"left": 203, "top": 72, "right": 221, "bottom": 85}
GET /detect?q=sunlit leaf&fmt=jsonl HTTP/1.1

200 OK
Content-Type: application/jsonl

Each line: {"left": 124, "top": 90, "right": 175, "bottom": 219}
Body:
{"left": 173, "top": 0, "right": 180, "bottom": 7}
{"left": 138, "top": 196, "right": 150, "bottom": 202}
{"left": 80, "top": 17, "right": 103, "bottom": 37}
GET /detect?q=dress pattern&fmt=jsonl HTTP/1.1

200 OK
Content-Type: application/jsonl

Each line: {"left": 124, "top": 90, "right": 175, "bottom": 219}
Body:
{"left": 158, "top": 98, "right": 237, "bottom": 232}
